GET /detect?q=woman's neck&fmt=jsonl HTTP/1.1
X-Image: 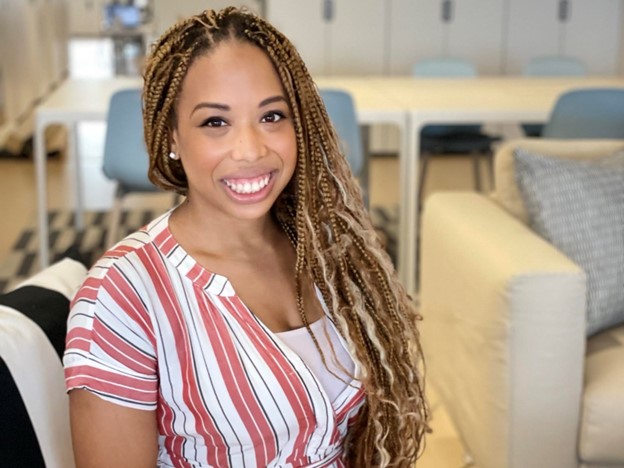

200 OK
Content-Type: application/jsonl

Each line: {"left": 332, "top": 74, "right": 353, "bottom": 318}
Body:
{"left": 169, "top": 198, "right": 286, "bottom": 261}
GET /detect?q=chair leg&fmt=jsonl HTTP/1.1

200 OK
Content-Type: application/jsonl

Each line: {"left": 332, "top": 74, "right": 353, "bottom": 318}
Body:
{"left": 418, "top": 152, "right": 430, "bottom": 211}
{"left": 106, "top": 187, "right": 124, "bottom": 248}
{"left": 472, "top": 153, "right": 482, "bottom": 192}
{"left": 486, "top": 152, "right": 494, "bottom": 190}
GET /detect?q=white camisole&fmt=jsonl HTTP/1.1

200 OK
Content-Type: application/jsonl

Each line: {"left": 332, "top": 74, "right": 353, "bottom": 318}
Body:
{"left": 276, "top": 316, "right": 355, "bottom": 402}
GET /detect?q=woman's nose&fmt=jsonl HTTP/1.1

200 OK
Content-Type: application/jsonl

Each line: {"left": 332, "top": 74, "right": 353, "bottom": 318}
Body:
{"left": 232, "top": 125, "right": 266, "bottom": 161}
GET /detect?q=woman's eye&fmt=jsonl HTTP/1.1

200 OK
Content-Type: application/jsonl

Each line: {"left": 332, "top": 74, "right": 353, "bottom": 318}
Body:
{"left": 201, "top": 117, "right": 227, "bottom": 128}
{"left": 262, "top": 111, "right": 286, "bottom": 123}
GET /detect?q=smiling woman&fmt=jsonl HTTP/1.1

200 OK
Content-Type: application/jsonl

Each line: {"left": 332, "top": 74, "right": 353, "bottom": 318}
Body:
{"left": 63, "top": 7, "right": 428, "bottom": 468}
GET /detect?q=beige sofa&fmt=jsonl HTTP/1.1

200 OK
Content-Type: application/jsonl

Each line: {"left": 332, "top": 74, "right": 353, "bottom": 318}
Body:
{"left": 419, "top": 139, "right": 624, "bottom": 468}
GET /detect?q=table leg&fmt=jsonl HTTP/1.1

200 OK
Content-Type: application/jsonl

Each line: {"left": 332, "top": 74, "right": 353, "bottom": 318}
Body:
{"left": 360, "top": 124, "right": 370, "bottom": 206}
{"left": 35, "top": 120, "right": 49, "bottom": 269}
{"left": 398, "top": 113, "right": 420, "bottom": 296}
{"left": 70, "top": 122, "right": 84, "bottom": 229}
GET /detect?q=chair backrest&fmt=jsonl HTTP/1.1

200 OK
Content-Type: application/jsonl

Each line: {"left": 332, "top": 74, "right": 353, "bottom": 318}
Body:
{"left": 102, "top": 88, "right": 156, "bottom": 193}
{"left": 319, "top": 88, "right": 364, "bottom": 177}
{"left": 412, "top": 58, "right": 480, "bottom": 135}
{"left": 412, "top": 57, "right": 477, "bottom": 78}
{"left": 542, "top": 88, "right": 624, "bottom": 139}
{"left": 523, "top": 56, "right": 587, "bottom": 77}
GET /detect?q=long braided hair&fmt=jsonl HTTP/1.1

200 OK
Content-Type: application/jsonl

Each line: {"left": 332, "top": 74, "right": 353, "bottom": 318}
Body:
{"left": 142, "top": 7, "right": 428, "bottom": 466}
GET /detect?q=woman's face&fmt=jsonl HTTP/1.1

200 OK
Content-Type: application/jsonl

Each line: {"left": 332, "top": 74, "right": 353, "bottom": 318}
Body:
{"left": 171, "top": 39, "right": 297, "bottom": 222}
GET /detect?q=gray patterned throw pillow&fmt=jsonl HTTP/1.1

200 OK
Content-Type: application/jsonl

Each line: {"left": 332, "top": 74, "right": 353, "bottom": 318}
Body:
{"left": 514, "top": 148, "right": 624, "bottom": 336}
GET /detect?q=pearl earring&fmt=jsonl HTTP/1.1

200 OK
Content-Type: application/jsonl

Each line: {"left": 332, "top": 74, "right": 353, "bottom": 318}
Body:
{"left": 169, "top": 151, "right": 179, "bottom": 160}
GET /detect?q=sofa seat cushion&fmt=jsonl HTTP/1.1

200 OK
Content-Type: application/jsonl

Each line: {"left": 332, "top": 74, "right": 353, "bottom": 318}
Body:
{"left": 579, "top": 325, "right": 624, "bottom": 465}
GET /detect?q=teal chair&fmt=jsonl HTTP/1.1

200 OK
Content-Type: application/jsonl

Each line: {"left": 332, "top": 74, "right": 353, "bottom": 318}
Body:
{"left": 102, "top": 88, "right": 161, "bottom": 246}
{"left": 413, "top": 58, "right": 499, "bottom": 199}
{"left": 522, "top": 56, "right": 587, "bottom": 137}
{"left": 524, "top": 56, "right": 586, "bottom": 77}
{"left": 543, "top": 88, "right": 624, "bottom": 139}
{"left": 319, "top": 88, "right": 367, "bottom": 202}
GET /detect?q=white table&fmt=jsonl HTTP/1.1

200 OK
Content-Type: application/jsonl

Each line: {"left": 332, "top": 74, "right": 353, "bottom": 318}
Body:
{"left": 33, "top": 77, "right": 407, "bottom": 270}
{"left": 369, "top": 76, "right": 624, "bottom": 294}
{"left": 34, "top": 77, "right": 142, "bottom": 268}
{"left": 35, "top": 76, "right": 624, "bottom": 294}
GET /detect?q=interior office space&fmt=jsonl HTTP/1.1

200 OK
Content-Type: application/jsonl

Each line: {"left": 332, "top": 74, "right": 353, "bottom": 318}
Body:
{"left": 1, "top": 1, "right": 624, "bottom": 468}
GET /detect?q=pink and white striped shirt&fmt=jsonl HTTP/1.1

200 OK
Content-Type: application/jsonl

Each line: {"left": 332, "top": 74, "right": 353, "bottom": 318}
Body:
{"left": 64, "top": 212, "right": 365, "bottom": 468}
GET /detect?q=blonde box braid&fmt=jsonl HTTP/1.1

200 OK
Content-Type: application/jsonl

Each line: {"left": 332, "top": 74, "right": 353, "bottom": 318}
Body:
{"left": 142, "top": 7, "right": 429, "bottom": 467}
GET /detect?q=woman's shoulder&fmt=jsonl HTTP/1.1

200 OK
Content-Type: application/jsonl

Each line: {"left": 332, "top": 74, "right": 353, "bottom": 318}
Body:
{"left": 72, "top": 211, "right": 174, "bottom": 305}
{"left": 96, "top": 212, "right": 170, "bottom": 270}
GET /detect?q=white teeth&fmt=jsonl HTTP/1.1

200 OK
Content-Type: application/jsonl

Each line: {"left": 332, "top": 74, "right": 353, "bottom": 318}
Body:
{"left": 225, "top": 174, "right": 271, "bottom": 194}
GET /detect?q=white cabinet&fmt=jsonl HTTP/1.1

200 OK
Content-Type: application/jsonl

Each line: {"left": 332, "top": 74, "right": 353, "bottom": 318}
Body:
{"left": 388, "top": 0, "right": 505, "bottom": 75}
{"left": 447, "top": 0, "right": 505, "bottom": 75}
{"left": 265, "top": 0, "right": 327, "bottom": 74}
{"left": 325, "top": 0, "right": 386, "bottom": 75}
{"left": 504, "top": 0, "right": 622, "bottom": 75}
{"left": 267, "top": 0, "right": 385, "bottom": 76}
{"left": 388, "top": 0, "right": 445, "bottom": 75}
{"left": 563, "top": 0, "right": 622, "bottom": 75}
{"left": 152, "top": 0, "right": 261, "bottom": 37}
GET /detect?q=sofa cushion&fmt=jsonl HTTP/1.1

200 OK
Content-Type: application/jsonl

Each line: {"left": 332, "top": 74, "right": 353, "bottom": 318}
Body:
{"left": 0, "top": 256, "right": 86, "bottom": 468}
{"left": 579, "top": 325, "right": 624, "bottom": 464}
{"left": 513, "top": 148, "right": 624, "bottom": 336}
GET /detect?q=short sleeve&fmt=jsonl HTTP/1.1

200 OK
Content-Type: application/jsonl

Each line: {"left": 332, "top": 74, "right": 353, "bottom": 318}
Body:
{"left": 63, "top": 263, "right": 158, "bottom": 411}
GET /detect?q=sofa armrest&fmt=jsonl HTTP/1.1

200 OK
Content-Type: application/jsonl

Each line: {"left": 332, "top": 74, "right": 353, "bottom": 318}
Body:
{"left": 420, "top": 192, "right": 586, "bottom": 468}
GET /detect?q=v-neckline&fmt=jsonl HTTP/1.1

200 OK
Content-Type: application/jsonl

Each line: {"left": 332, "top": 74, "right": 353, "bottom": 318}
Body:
{"left": 159, "top": 212, "right": 363, "bottom": 413}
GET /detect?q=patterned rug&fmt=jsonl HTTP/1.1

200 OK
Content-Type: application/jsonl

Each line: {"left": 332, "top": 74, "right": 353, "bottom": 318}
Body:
{"left": 0, "top": 206, "right": 398, "bottom": 294}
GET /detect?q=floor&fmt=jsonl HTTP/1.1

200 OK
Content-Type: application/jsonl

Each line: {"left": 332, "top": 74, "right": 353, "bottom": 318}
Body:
{"left": 0, "top": 38, "right": 494, "bottom": 467}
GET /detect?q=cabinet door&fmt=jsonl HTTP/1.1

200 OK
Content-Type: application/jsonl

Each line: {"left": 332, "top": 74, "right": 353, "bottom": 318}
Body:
{"left": 388, "top": 0, "right": 448, "bottom": 75}
{"left": 268, "top": 0, "right": 386, "bottom": 76}
{"left": 563, "top": 0, "right": 622, "bottom": 74}
{"left": 266, "top": 0, "right": 327, "bottom": 75}
{"left": 504, "top": 0, "right": 622, "bottom": 75}
{"left": 153, "top": 0, "right": 261, "bottom": 36}
{"left": 447, "top": 0, "right": 505, "bottom": 74}
{"left": 504, "top": 0, "right": 561, "bottom": 74}
{"left": 389, "top": 0, "right": 504, "bottom": 76}
{"left": 328, "top": 0, "right": 386, "bottom": 75}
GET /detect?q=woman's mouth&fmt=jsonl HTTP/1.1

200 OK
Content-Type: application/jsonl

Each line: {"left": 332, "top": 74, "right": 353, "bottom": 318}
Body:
{"left": 222, "top": 173, "right": 272, "bottom": 195}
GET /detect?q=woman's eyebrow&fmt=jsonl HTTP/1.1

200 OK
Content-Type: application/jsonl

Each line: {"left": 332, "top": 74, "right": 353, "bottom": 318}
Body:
{"left": 259, "top": 95, "right": 287, "bottom": 107}
{"left": 190, "top": 102, "right": 229, "bottom": 116}
{"left": 190, "top": 96, "right": 286, "bottom": 116}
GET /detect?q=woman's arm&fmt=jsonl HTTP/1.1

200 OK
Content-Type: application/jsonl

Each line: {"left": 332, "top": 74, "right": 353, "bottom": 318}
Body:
{"left": 69, "top": 389, "right": 158, "bottom": 468}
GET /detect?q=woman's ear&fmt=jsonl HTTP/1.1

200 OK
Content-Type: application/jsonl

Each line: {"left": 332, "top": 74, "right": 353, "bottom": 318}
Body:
{"left": 170, "top": 128, "right": 179, "bottom": 155}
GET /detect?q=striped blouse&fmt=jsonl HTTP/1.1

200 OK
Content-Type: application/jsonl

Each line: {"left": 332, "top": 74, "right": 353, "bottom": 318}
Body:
{"left": 63, "top": 212, "right": 365, "bottom": 468}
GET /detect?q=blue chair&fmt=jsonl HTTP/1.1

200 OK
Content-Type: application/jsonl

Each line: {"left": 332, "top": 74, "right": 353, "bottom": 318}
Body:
{"left": 542, "top": 88, "right": 624, "bottom": 139}
{"left": 102, "top": 88, "right": 161, "bottom": 246}
{"left": 319, "top": 88, "right": 366, "bottom": 196}
{"left": 522, "top": 56, "right": 587, "bottom": 137}
{"left": 524, "top": 56, "right": 587, "bottom": 77}
{"left": 413, "top": 58, "right": 499, "bottom": 200}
